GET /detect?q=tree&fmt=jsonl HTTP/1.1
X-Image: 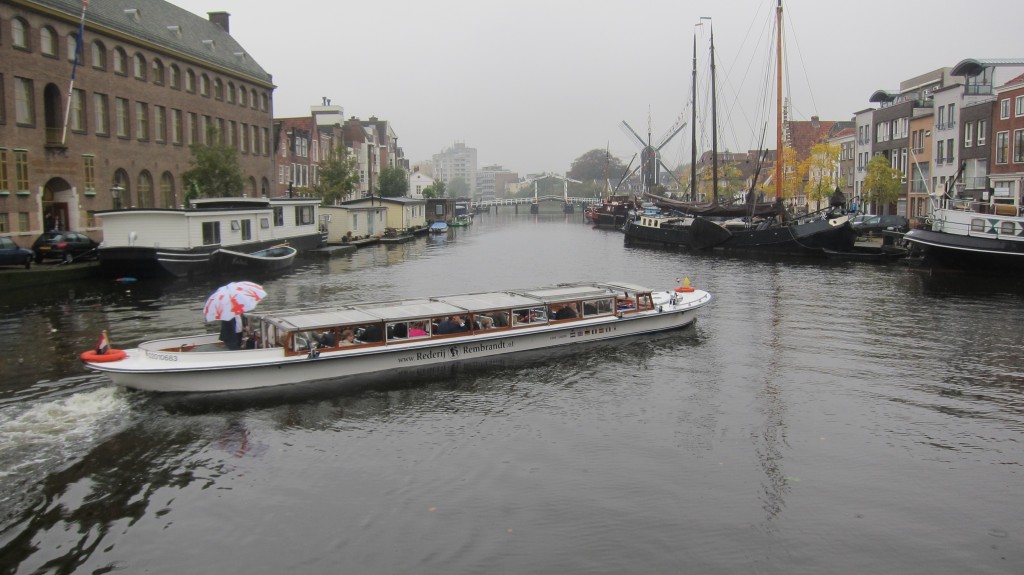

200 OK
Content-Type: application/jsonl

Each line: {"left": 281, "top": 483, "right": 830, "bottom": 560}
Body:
{"left": 863, "top": 154, "right": 903, "bottom": 210}
{"left": 802, "top": 141, "right": 840, "bottom": 211}
{"left": 311, "top": 144, "right": 360, "bottom": 205}
{"left": 448, "top": 176, "right": 469, "bottom": 198}
{"left": 182, "top": 126, "right": 244, "bottom": 197}
{"left": 431, "top": 178, "right": 447, "bottom": 198}
{"left": 378, "top": 166, "right": 408, "bottom": 197}
{"left": 568, "top": 149, "right": 627, "bottom": 183}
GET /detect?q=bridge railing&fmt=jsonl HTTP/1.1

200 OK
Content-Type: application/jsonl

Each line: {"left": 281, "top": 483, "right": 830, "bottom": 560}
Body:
{"left": 472, "top": 196, "right": 601, "bottom": 208}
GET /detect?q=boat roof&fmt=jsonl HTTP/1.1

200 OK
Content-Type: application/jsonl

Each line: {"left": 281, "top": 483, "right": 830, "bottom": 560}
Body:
{"left": 251, "top": 282, "right": 651, "bottom": 330}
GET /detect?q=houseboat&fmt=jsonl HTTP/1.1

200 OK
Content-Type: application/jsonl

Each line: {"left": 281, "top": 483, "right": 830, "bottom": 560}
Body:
{"left": 82, "top": 281, "right": 712, "bottom": 393}
{"left": 97, "top": 197, "right": 323, "bottom": 277}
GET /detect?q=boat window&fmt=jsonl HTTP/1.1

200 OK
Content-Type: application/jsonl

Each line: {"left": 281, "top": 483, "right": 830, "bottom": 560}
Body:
{"left": 202, "top": 221, "right": 221, "bottom": 245}
{"left": 354, "top": 324, "right": 383, "bottom": 343}
{"left": 292, "top": 331, "right": 316, "bottom": 352}
{"left": 549, "top": 302, "right": 579, "bottom": 320}
{"left": 970, "top": 218, "right": 986, "bottom": 233}
{"left": 1000, "top": 221, "right": 1015, "bottom": 236}
{"left": 582, "top": 298, "right": 614, "bottom": 317}
{"left": 512, "top": 307, "right": 547, "bottom": 325}
{"left": 473, "top": 311, "right": 508, "bottom": 329}
{"left": 388, "top": 321, "right": 430, "bottom": 340}
{"left": 432, "top": 315, "right": 471, "bottom": 334}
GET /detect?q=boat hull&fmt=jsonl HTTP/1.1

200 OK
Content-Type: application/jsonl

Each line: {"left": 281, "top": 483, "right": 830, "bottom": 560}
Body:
{"left": 904, "top": 228, "right": 1024, "bottom": 272}
{"left": 216, "top": 246, "right": 298, "bottom": 274}
{"left": 87, "top": 290, "right": 710, "bottom": 393}
{"left": 624, "top": 215, "right": 856, "bottom": 256}
{"left": 100, "top": 235, "right": 317, "bottom": 278}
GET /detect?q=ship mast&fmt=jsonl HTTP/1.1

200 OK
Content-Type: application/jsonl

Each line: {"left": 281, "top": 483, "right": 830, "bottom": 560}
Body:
{"left": 710, "top": 20, "right": 719, "bottom": 204}
{"left": 775, "top": 0, "right": 784, "bottom": 202}
{"left": 690, "top": 33, "right": 698, "bottom": 201}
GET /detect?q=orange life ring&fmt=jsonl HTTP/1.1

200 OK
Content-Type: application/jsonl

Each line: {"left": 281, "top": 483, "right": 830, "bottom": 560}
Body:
{"left": 675, "top": 287, "right": 695, "bottom": 293}
{"left": 80, "top": 349, "right": 128, "bottom": 362}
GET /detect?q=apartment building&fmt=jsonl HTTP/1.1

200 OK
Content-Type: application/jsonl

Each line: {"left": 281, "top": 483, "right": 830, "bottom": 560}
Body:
{"left": 0, "top": 0, "right": 275, "bottom": 246}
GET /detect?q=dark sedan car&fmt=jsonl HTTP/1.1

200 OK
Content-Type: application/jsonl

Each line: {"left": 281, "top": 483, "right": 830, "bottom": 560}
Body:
{"left": 852, "top": 215, "right": 909, "bottom": 236}
{"left": 31, "top": 231, "right": 99, "bottom": 263}
{"left": 0, "top": 237, "right": 33, "bottom": 268}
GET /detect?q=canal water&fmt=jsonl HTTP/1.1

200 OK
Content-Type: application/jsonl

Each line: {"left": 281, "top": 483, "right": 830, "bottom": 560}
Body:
{"left": 1, "top": 209, "right": 1022, "bottom": 574}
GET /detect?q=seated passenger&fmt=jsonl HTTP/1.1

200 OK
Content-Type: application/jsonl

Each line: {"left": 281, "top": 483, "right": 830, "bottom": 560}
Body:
{"left": 408, "top": 322, "right": 428, "bottom": 337}
{"left": 437, "top": 316, "right": 463, "bottom": 334}
{"left": 359, "top": 324, "right": 383, "bottom": 342}
{"left": 339, "top": 330, "right": 356, "bottom": 345}
{"left": 392, "top": 323, "right": 408, "bottom": 338}
{"left": 316, "top": 330, "right": 336, "bottom": 347}
{"left": 555, "top": 304, "right": 578, "bottom": 320}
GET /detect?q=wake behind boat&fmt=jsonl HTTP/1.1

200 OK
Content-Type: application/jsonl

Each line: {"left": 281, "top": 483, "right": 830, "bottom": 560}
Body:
{"left": 82, "top": 281, "right": 712, "bottom": 393}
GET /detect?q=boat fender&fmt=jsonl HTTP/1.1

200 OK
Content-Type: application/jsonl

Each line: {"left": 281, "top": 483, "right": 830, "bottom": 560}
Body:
{"left": 80, "top": 349, "right": 128, "bottom": 362}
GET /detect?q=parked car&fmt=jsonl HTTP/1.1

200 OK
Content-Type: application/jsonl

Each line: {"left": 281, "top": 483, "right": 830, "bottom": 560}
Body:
{"left": 850, "top": 214, "right": 876, "bottom": 228}
{"left": 31, "top": 231, "right": 99, "bottom": 263}
{"left": 852, "top": 215, "right": 909, "bottom": 236}
{"left": 0, "top": 237, "right": 33, "bottom": 269}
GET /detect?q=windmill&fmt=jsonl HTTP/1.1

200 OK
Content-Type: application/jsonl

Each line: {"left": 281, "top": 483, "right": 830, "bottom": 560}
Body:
{"left": 620, "top": 110, "right": 686, "bottom": 194}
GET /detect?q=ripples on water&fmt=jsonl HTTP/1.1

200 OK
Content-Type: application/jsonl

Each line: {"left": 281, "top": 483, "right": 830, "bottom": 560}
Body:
{"left": 0, "top": 210, "right": 1022, "bottom": 574}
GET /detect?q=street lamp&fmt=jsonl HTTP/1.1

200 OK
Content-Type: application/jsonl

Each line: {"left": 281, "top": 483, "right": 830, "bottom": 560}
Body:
{"left": 111, "top": 184, "right": 124, "bottom": 210}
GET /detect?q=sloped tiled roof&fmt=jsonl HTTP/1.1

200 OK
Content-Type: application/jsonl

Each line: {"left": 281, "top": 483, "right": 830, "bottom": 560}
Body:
{"left": 998, "top": 71, "right": 1024, "bottom": 89}
{"left": 31, "top": 0, "right": 271, "bottom": 84}
{"left": 788, "top": 118, "right": 843, "bottom": 159}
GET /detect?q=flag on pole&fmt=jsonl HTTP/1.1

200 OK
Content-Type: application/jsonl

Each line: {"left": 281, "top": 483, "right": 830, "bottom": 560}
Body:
{"left": 96, "top": 329, "right": 110, "bottom": 355}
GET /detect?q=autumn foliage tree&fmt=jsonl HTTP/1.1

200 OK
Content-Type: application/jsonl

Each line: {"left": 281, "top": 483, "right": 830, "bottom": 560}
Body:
{"left": 802, "top": 141, "right": 840, "bottom": 211}
{"left": 863, "top": 154, "right": 903, "bottom": 211}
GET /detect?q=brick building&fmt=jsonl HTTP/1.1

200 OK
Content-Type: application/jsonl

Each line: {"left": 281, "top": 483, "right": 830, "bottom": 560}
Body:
{"left": 0, "top": 0, "right": 274, "bottom": 247}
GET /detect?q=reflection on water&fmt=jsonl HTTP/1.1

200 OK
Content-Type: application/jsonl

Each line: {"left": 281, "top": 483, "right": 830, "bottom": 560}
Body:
{"left": 1, "top": 210, "right": 1023, "bottom": 574}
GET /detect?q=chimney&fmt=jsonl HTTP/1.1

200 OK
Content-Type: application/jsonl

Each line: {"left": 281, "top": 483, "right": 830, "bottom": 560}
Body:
{"left": 208, "top": 11, "right": 230, "bottom": 33}
{"left": 811, "top": 115, "right": 820, "bottom": 128}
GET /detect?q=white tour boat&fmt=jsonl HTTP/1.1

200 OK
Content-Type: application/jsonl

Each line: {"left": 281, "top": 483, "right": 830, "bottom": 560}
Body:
{"left": 82, "top": 281, "right": 712, "bottom": 393}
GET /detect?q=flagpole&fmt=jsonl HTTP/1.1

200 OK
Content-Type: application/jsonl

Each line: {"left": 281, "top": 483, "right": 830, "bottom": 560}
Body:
{"left": 62, "top": 0, "right": 89, "bottom": 146}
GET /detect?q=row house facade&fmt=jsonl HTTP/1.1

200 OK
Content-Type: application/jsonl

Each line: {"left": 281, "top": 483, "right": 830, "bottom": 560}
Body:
{"left": 988, "top": 71, "right": 1024, "bottom": 204}
{"left": 856, "top": 59, "right": 1024, "bottom": 219}
{"left": 0, "top": 0, "right": 275, "bottom": 247}
{"left": 273, "top": 106, "right": 404, "bottom": 201}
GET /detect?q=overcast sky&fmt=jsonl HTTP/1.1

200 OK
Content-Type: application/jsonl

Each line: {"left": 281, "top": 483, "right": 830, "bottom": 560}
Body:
{"left": 169, "top": 0, "right": 1024, "bottom": 175}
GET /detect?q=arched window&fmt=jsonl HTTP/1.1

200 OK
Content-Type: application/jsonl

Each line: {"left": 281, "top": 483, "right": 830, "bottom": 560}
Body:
{"left": 169, "top": 64, "right": 180, "bottom": 89}
{"left": 238, "top": 86, "right": 247, "bottom": 107}
{"left": 160, "top": 172, "right": 176, "bottom": 208}
{"left": 261, "top": 93, "right": 270, "bottom": 112}
{"left": 113, "top": 47, "right": 127, "bottom": 75}
{"left": 214, "top": 78, "right": 223, "bottom": 101}
{"left": 66, "top": 33, "right": 79, "bottom": 62}
{"left": 91, "top": 40, "right": 106, "bottom": 69}
{"left": 199, "top": 74, "right": 210, "bottom": 97}
{"left": 112, "top": 169, "right": 132, "bottom": 210}
{"left": 261, "top": 177, "right": 270, "bottom": 197}
{"left": 250, "top": 89, "right": 258, "bottom": 109}
{"left": 133, "top": 53, "right": 146, "bottom": 80}
{"left": 137, "top": 171, "right": 153, "bottom": 208}
{"left": 40, "top": 26, "right": 57, "bottom": 57}
{"left": 185, "top": 69, "right": 196, "bottom": 93}
{"left": 152, "top": 58, "right": 165, "bottom": 85}
{"left": 227, "top": 82, "right": 236, "bottom": 104}
{"left": 12, "top": 17, "right": 30, "bottom": 50}
{"left": 247, "top": 177, "right": 257, "bottom": 196}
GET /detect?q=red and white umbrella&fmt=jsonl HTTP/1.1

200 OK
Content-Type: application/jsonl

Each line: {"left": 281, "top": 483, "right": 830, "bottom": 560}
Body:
{"left": 204, "top": 281, "right": 267, "bottom": 322}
